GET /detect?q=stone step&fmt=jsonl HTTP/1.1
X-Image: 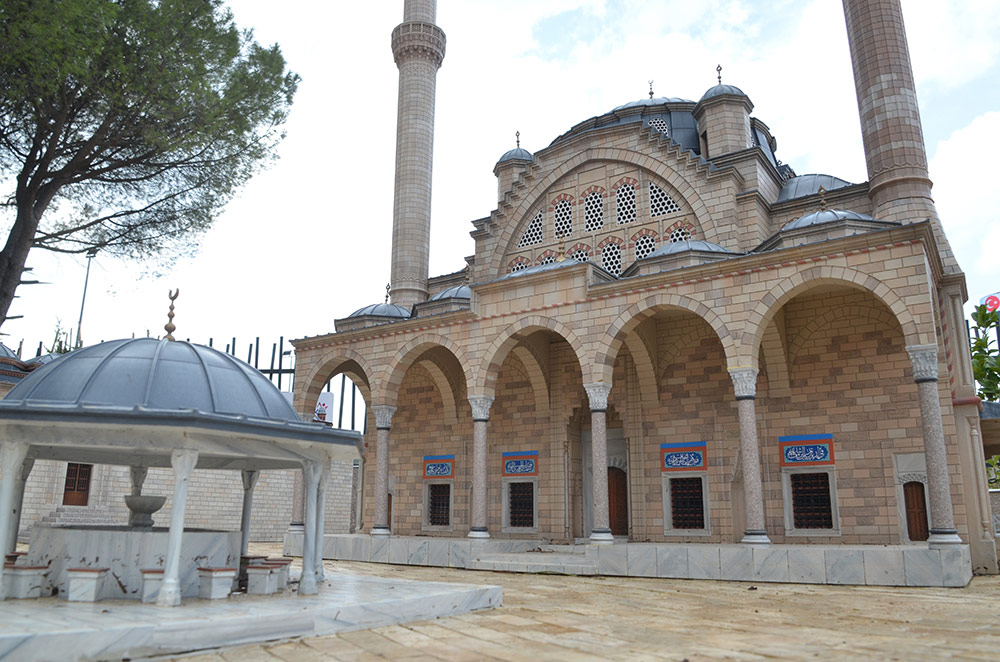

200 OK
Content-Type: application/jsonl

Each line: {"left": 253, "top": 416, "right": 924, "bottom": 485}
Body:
{"left": 470, "top": 552, "right": 598, "bottom": 575}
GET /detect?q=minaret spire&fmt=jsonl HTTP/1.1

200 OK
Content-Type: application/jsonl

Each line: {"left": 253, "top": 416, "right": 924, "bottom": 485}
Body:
{"left": 388, "top": 0, "right": 446, "bottom": 306}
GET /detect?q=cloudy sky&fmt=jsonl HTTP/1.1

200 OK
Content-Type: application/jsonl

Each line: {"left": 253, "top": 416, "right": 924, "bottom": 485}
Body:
{"left": 5, "top": 0, "right": 1000, "bottom": 367}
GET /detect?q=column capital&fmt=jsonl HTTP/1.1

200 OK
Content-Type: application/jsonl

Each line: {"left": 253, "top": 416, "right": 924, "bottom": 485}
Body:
{"left": 906, "top": 344, "right": 938, "bottom": 383}
{"left": 584, "top": 382, "right": 612, "bottom": 411}
{"left": 372, "top": 405, "right": 397, "bottom": 430}
{"left": 468, "top": 395, "right": 494, "bottom": 421}
{"left": 241, "top": 469, "right": 259, "bottom": 492}
{"left": 169, "top": 448, "right": 198, "bottom": 473}
{"left": 729, "top": 367, "right": 758, "bottom": 399}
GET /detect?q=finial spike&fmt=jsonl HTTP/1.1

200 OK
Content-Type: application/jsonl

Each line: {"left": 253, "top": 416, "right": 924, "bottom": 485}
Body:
{"left": 648, "top": 80, "right": 654, "bottom": 99}
{"left": 385, "top": 282, "right": 391, "bottom": 304}
{"left": 716, "top": 64, "right": 722, "bottom": 85}
{"left": 817, "top": 186, "right": 828, "bottom": 211}
{"left": 515, "top": 130, "right": 520, "bottom": 148}
{"left": 164, "top": 289, "right": 179, "bottom": 341}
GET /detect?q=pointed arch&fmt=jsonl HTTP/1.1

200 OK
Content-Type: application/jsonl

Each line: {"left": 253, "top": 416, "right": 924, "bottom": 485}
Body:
{"left": 295, "top": 347, "right": 375, "bottom": 420}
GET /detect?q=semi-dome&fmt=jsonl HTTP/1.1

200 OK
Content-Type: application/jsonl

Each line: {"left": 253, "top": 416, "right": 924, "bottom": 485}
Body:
{"left": 429, "top": 285, "right": 471, "bottom": 300}
{"left": 783, "top": 209, "right": 876, "bottom": 231}
{"left": 699, "top": 83, "right": 747, "bottom": 103}
{"left": 647, "top": 240, "right": 735, "bottom": 258}
{"left": 496, "top": 147, "right": 533, "bottom": 165}
{"left": 4, "top": 337, "right": 299, "bottom": 422}
{"left": 347, "top": 302, "right": 411, "bottom": 319}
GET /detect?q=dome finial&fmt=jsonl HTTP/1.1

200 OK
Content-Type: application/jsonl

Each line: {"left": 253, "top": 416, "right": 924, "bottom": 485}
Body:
{"left": 817, "top": 186, "right": 828, "bottom": 211}
{"left": 385, "top": 282, "right": 391, "bottom": 304}
{"left": 164, "top": 289, "right": 179, "bottom": 341}
{"left": 716, "top": 64, "right": 722, "bottom": 85}
{"left": 648, "top": 80, "right": 654, "bottom": 99}
{"left": 516, "top": 130, "right": 520, "bottom": 148}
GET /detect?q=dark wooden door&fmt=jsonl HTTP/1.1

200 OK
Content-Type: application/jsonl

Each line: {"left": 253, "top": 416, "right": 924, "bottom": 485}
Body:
{"left": 608, "top": 467, "right": 628, "bottom": 536}
{"left": 903, "top": 481, "right": 929, "bottom": 541}
{"left": 63, "top": 463, "right": 92, "bottom": 506}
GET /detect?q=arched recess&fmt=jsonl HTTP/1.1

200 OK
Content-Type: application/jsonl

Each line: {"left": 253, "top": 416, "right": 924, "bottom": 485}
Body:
{"left": 488, "top": 146, "right": 723, "bottom": 277}
{"left": 787, "top": 304, "right": 899, "bottom": 365}
{"left": 742, "top": 267, "right": 925, "bottom": 371}
{"left": 759, "top": 312, "right": 790, "bottom": 393}
{"left": 476, "top": 315, "right": 586, "bottom": 398}
{"left": 592, "top": 292, "right": 737, "bottom": 386}
{"left": 414, "top": 360, "right": 460, "bottom": 425}
{"left": 510, "top": 345, "right": 550, "bottom": 414}
{"left": 377, "top": 332, "right": 472, "bottom": 410}
{"left": 296, "top": 348, "right": 375, "bottom": 421}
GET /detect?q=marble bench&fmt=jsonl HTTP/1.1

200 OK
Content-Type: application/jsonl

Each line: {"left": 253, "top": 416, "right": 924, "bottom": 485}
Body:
{"left": 4, "top": 565, "right": 48, "bottom": 599}
{"left": 66, "top": 568, "right": 108, "bottom": 602}
{"left": 197, "top": 567, "right": 237, "bottom": 600}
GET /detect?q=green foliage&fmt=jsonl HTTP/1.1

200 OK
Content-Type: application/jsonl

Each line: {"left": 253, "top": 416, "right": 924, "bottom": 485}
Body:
{"left": 987, "top": 455, "right": 1000, "bottom": 489}
{"left": 47, "top": 321, "right": 73, "bottom": 354}
{"left": 970, "top": 304, "right": 1000, "bottom": 402}
{"left": 0, "top": 0, "right": 298, "bottom": 325}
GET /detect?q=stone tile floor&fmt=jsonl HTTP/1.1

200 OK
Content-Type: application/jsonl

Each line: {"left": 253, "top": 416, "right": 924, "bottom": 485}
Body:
{"left": 164, "top": 543, "right": 1000, "bottom": 661}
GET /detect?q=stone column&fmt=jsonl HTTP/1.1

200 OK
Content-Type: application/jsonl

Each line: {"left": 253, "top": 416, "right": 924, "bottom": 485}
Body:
{"left": 299, "top": 461, "right": 320, "bottom": 595}
{"left": 371, "top": 405, "right": 396, "bottom": 536}
{"left": 585, "top": 383, "right": 614, "bottom": 543}
{"left": 8, "top": 457, "right": 34, "bottom": 554}
{"left": 240, "top": 470, "right": 259, "bottom": 557}
{"left": 0, "top": 442, "right": 28, "bottom": 597}
{"left": 314, "top": 460, "right": 330, "bottom": 582}
{"left": 129, "top": 465, "right": 147, "bottom": 497}
{"left": 907, "top": 344, "right": 962, "bottom": 546}
{"left": 730, "top": 368, "right": 770, "bottom": 545}
{"left": 158, "top": 448, "right": 198, "bottom": 607}
{"left": 468, "top": 396, "right": 494, "bottom": 539}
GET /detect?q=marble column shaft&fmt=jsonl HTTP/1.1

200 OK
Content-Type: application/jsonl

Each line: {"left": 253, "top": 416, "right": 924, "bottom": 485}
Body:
{"left": 289, "top": 469, "right": 304, "bottom": 529}
{"left": 240, "top": 470, "right": 260, "bottom": 557}
{"left": 907, "top": 344, "right": 960, "bottom": 544}
{"left": 300, "top": 461, "right": 319, "bottom": 595}
{"left": 469, "top": 396, "right": 493, "bottom": 538}
{"left": 584, "top": 383, "right": 613, "bottom": 542}
{"left": 0, "top": 442, "right": 28, "bottom": 597}
{"left": 371, "top": 405, "right": 396, "bottom": 535}
{"left": 730, "top": 368, "right": 769, "bottom": 544}
{"left": 158, "top": 448, "right": 198, "bottom": 607}
{"left": 8, "top": 457, "right": 33, "bottom": 554}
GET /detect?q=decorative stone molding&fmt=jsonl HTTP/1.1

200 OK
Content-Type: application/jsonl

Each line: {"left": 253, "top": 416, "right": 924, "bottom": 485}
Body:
{"left": 242, "top": 469, "right": 260, "bottom": 492}
{"left": 372, "top": 405, "right": 397, "bottom": 430}
{"left": 468, "top": 396, "right": 494, "bottom": 422}
{"left": 584, "top": 382, "right": 612, "bottom": 411}
{"left": 729, "top": 368, "right": 758, "bottom": 399}
{"left": 906, "top": 344, "right": 939, "bottom": 382}
{"left": 391, "top": 22, "right": 446, "bottom": 68}
{"left": 896, "top": 472, "right": 927, "bottom": 486}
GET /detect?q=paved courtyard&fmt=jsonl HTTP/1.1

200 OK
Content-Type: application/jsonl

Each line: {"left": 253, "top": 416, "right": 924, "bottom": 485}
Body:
{"left": 163, "top": 543, "right": 1000, "bottom": 662}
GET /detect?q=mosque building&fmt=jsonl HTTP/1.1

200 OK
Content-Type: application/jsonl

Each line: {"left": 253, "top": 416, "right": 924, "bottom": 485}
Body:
{"left": 290, "top": 0, "right": 998, "bottom": 582}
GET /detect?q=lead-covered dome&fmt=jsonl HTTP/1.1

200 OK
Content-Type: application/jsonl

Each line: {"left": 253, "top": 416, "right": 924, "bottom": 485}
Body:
{"left": 647, "top": 239, "right": 735, "bottom": 257}
{"left": 347, "top": 302, "right": 411, "bottom": 319}
{"left": 782, "top": 208, "right": 876, "bottom": 231}
{"left": 496, "top": 147, "right": 533, "bottom": 165}
{"left": 4, "top": 338, "right": 298, "bottom": 422}
{"left": 429, "top": 285, "right": 471, "bottom": 300}
{"left": 699, "top": 83, "right": 747, "bottom": 102}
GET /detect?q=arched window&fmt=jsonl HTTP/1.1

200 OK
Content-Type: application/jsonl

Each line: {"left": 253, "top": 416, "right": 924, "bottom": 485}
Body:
{"left": 602, "top": 243, "right": 622, "bottom": 277}
{"left": 668, "top": 226, "right": 691, "bottom": 243}
{"left": 538, "top": 254, "right": 556, "bottom": 265}
{"left": 648, "top": 117, "right": 669, "bottom": 136}
{"left": 518, "top": 212, "right": 543, "bottom": 247}
{"left": 572, "top": 249, "right": 590, "bottom": 262}
{"left": 649, "top": 183, "right": 681, "bottom": 216}
{"left": 635, "top": 234, "right": 656, "bottom": 260}
{"left": 554, "top": 200, "right": 573, "bottom": 238}
{"left": 616, "top": 185, "right": 636, "bottom": 225}
{"left": 584, "top": 192, "right": 604, "bottom": 232}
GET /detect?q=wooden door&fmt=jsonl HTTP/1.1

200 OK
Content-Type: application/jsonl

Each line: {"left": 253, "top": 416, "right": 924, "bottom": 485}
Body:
{"left": 903, "top": 481, "right": 929, "bottom": 541}
{"left": 63, "top": 463, "right": 92, "bottom": 506}
{"left": 608, "top": 467, "right": 628, "bottom": 536}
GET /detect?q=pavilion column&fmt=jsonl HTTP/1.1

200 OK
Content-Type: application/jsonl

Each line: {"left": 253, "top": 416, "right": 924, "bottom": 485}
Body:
{"left": 585, "top": 383, "right": 614, "bottom": 543}
{"left": 0, "top": 442, "right": 28, "bottom": 598}
{"left": 371, "top": 405, "right": 396, "bottom": 536}
{"left": 240, "top": 470, "right": 260, "bottom": 557}
{"left": 289, "top": 470, "right": 305, "bottom": 534}
{"left": 468, "top": 396, "right": 494, "bottom": 539}
{"left": 907, "top": 344, "right": 962, "bottom": 546}
{"left": 8, "top": 457, "right": 34, "bottom": 554}
{"left": 730, "top": 368, "right": 770, "bottom": 545}
{"left": 158, "top": 448, "right": 198, "bottom": 607}
{"left": 314, "top": 460, "right": 330, "bottom": 581}
{"left": 299, "top": 461, "right": 320, "bottom": 595}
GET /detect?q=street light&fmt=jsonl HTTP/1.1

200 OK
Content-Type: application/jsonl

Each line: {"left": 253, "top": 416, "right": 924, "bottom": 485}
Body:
{"left": 75, "top": 247, "right": 99, "bottom": 349}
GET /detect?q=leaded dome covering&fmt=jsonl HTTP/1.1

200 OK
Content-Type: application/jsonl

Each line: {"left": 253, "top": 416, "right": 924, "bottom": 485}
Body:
{"left": 429, "top": 285, "right": 471, "bottom": 300}
{"left": 347, "top": 303, "right": 412, "bottom": 319}
{"left": 782, "top": 209, "right": 876, "bottom": 231}
{"left": 646, "top": 239, "right": 735, "bottom": 258}
{"left": 699, "top": 83, "right": 747, "bottom": 102}
{"left": 496, "top": 147, "right": 533, "bottom": 165}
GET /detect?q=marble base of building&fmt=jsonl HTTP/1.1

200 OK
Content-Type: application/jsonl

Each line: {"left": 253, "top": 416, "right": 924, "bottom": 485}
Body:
{"left": 287, "top": 532, "right": 973, "bottom": 588}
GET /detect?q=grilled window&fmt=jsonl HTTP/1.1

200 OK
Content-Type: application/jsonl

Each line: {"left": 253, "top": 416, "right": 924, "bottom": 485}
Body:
{"left": 508, "top": 482, "right": 534, "bottom": 528}
{"left": 428, "top": 483, "right": 450, "bottom": 526}
{"left": 670, "top": 477, "right": 705, "bottom": 529}
{"left": 790, "top": 472, "right": 833, "bottom": 529}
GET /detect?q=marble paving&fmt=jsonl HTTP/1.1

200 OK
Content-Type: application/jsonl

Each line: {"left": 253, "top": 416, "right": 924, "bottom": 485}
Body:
{"left": 0, "top": 568, "right": 501, "bottom": 662}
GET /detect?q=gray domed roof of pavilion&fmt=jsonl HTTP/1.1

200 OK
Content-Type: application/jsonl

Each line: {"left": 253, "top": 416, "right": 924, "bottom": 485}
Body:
{"left": 3, "top": 338, "right": 298, "bottom": 422}
{"left": 783, "top": 208, "right": 877, "bottom": 231}
{"left": 0, "top": 343, "right": 18, "bottom": 360}
{"left": 647, "top": 240, "right": 736, "bottom": 258}
{"left": 777, "top": 174, "right": 853, "bottom": 203}
{"left": 347, "top": 302, "right": 411, "bottom": 319}
{"left": 497, "top": 147, "right": 533, "bottom": 164}
{"left": 612, "top": 96, "right": 694, "bottom": 111}
{"left": 699, "top": 83, "right": 747, "bottom": 103}
{"left": 430, "top": 285, "right": 471, "bottom": 300}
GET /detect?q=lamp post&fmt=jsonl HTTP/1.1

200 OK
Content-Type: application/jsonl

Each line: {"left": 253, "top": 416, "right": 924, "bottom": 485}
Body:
{"left": 75, "top": 248, "right": 98, "bottom": 349}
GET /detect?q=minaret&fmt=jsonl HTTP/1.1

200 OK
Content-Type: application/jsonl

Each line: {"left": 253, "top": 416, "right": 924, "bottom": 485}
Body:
{"left": 389, "top": 0, "right": 446, "bottom": 307}
{"left": 842, "top": 0, "right": 957, "bottom": 272}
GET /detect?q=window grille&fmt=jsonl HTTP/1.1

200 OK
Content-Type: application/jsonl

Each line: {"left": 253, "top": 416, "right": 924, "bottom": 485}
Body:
{"left": 670, "top": 477, "right": 705, "bottom": 529}
{"left": 572, "top": 249, "right": 590, "bottom": 262}
{"left": 649, "top": 183, "right": 682, "bottom": 216}
{"left": 584, "top": 193, "right": 604, "bottom": 232}
{"left": 668, "top": 227, "right": 691, "bottom": 243}
{"left": 635, "top": 234, "right": 656, "bottom": 260}
{"left": 508, "top": 482, "right": 534, "bottom": 528}
{"left": 554, "top": 200, "right": 573, "bottom": 238}
{"left": 790, "top": 472, "right": 834, "bottom": 529}
{"left": 428, "top": 483, "right": 450, "bottom": 526}
{"left": 538, "top": 254, "right": 555, "bottom": 265}
{"left": 616, "top": 185, "right": 636, "bottom": 225}
{"left": 510, "top": 261, "right": 529, "bottom": 273}
{"left": 649, "top": 117, "right": 669, "bottom": 136}
{"left": 518, "top": 212, "right": 543, "bottom": 247}
{"left": 602, "top": 243, "right": 622, "bottom": 277}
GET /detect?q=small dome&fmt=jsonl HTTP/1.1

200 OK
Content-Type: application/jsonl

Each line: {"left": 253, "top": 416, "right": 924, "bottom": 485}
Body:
{"left": 500, "top": 258, "right": 579, "bottom": 281}
{"left": 496, "top": 147, "right": 533, "bottom": 165}
{"left": 699, "top": 83, "right": 747, "bottom": 103}
{"left": 783, "top": 209, "right": 876, "bottom": 231}
{"left": 777, "top": 174, "right": 853, "bottom": 203}
{"left": 4, "top": 338, "right": 299, "bottom": 422}
{"left": 429, "top": 285, "right": 471, "bottom": 301}
{"left": 647, "top": 240, "right": 735, "bottom": 258}
{"left": 0, "top": 343, "right": 19, "bottom": 360}
{"left": 347, "top": 302, "right": 411, "bottom": 319}
{"left": 611, "top": 96, "right": 694, "bottom": 112}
